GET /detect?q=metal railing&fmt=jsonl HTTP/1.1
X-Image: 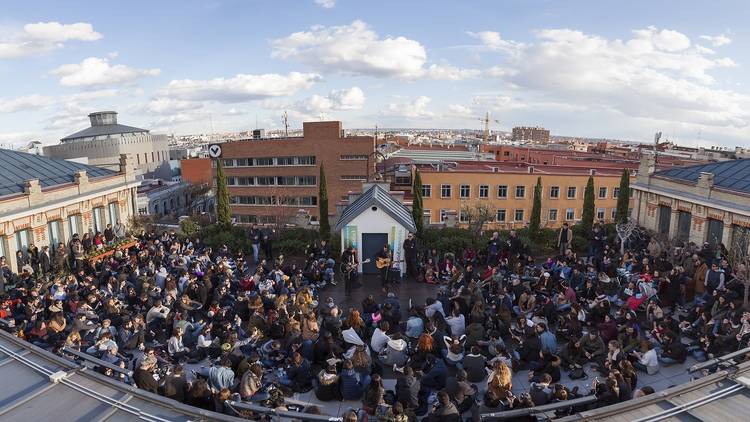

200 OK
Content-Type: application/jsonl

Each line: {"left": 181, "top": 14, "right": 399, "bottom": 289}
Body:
{"left": 480, "top": 395, "right": 597, "bottom": 420}
{"left": 62, "top": 346, "right": 134, "bottom": 378}
{"left": 226, "top": 400, "right": 344, "bottom": 421}
{"left": 688, "top": 345, "right": 750, "bottom": 374}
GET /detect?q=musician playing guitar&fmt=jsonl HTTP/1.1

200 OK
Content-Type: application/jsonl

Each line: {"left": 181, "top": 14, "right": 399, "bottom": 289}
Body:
{"left": 340, "top": 245, "right": 359, "bottom": 293}
{"left": 375, "top": 244, "right": 392, "bottom": 291}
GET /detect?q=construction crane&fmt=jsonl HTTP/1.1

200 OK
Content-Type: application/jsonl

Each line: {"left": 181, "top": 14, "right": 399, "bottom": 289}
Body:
{"left": 476, "top": 111, "right": 501, "bottom": 144}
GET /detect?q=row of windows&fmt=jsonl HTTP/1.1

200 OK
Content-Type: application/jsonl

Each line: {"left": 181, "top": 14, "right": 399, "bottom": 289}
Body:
{"left": 222, "top": 155, "right": 316, "bottom": 167}
{"left": 226, "top": 176, "right": 316, "bottom": 186}
{"left": 340, "top": 154, "right": 369, "bottom": 160}
{"left": 340, "top": 175, "right": 368, "bottom": 181}
{"left": 423, "top": 184, "right": 624, "bottom": 199}
{"left": 8, "top": 204, "right": 121, "bottom": 259}
{"left": 135, "top": 150, "right": 168, "bottom": 166}
{"left": 434, "top": 207, "right": 627, "bottom": 223}
{"left": 232, "top": 214, "right": 276, "bottom": 224}
{"left": 230, "top": 195, "right": 318, "bottom": 206}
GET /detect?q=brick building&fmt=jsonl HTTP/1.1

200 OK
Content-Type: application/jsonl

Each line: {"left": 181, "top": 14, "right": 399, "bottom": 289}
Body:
{"left": 180, "top": 158, "right": 212, "bottom": 186}
{"left": 632, "top": 156, "right": 750, "bottom": 252}
{"left": 215, "top": 121, "right": 375, "bottom": 225}
{"left": 0, "top": 150, "right": 140, "bottom": 272}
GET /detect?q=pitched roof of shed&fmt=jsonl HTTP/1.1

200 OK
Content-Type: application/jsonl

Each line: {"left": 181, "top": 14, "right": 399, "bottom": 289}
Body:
{"left": 335, "top": 184, "right": 416, "bottom": 232}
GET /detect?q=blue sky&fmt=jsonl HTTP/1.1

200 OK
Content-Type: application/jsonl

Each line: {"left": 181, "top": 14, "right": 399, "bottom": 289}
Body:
{"left": 1, "top": 0, "right": 749, "bottom": 147}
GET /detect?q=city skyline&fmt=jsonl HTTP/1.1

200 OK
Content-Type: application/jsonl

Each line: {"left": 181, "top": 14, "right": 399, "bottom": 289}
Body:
{"left": 1, "top": 0, "right": 749, "bottom": 147}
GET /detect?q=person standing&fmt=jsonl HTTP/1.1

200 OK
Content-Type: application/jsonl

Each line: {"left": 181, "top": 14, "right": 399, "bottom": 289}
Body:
{"left": 341, "top": 246, "right": 359, "bottom": 293}
{"left": 376, "top": 244, "right": 392, "bottom": 292}
{"left": 487, "top": 232, "right": 500, "bottom": 266}
{"left": 249, "top": 225, "right": 261, "bottom": 264}
{"left": 262, "top": 228, "right": 275, "bottom": 261}
{"left": 403, "top": 233, "right": 418, "bottom": 280}
{"left": 39, "top": 246, "right": 51, "bottom": 276}
{"left": 558, "top": 223, "right": 573, "bottom": 256}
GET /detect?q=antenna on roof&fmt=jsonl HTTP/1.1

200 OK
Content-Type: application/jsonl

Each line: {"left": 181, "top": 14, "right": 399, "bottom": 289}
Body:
{"left": 282, "top": 111, "right": 289, "bottom": 137}
{"left": 654, "top": 131, "right": 662, "bottom": 165}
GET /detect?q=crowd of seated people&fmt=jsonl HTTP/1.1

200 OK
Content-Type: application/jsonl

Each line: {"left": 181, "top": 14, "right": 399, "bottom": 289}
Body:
{"left": 1, "top": 220, "right": 749, "bottom": 422}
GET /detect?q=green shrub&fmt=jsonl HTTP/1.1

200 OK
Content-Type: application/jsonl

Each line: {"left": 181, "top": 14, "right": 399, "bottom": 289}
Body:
{"left": 274, "top": 239, "right": 308, "bottom": 257}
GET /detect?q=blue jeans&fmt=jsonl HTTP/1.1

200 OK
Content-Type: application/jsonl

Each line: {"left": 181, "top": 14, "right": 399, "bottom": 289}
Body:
{"left": 659, "top": 355, "right": 678, "bottom": 365}
{"left": 252, "top": 244, "right": 260, "bottom": 264}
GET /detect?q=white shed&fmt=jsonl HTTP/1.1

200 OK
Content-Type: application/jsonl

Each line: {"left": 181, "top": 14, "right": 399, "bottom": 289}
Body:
{"left": 335, "top": 183, "right": 416, "bottom": 275}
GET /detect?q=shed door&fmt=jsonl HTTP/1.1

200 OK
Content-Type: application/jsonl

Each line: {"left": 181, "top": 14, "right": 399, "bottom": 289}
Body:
{"left": 362, "top": 233, "right": 388, "bottom": 274}
{"left": 707, "top": 219, "right": 724, "bottom": 247}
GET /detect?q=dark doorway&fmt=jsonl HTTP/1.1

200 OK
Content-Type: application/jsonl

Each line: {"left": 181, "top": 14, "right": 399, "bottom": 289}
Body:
{"left": 707, "top": 219, "right": 724, "bottom": 247}
{"left": 677, "top": 211, "right": 691, "bottom": 243}
{"left": 658, "top": 206, "right": 671, "bottom": 236}
{"left": 362, "top": 233, "right": 388, "bottom": 274}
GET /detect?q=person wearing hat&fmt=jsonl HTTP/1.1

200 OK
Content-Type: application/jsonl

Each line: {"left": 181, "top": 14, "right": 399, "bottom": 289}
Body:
{"left": 380, "top": 335, "right": 408, "bottom": 367}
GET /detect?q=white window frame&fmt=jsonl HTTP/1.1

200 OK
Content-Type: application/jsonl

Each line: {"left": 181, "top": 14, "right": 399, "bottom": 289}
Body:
{"left": 596, "top": 208, "right": 605, "bottom": 220}
{"left": 479, "top": 185, "right": 489, "bottom": 199}
{"left": 613, "top": 187, "right": 620, "bottom": 198}
{"left": 497, "top": 185, "right": 508, "bottom": 198}
{"left": 496, "top": 209, "right": 506, "bottom": 222}
{"left": 422, "top": 184, "right": 432, "bottom": 198}
{"left": 459, "top": 184, "right": 471, "bottom": 199}
{"left": 549, "top": 186, "right": 560, "bottom": 199}
{"left": 598, "top": 187, "right": 607, "bottom": 199}
{"left": 567, "top": 186, "right": 577, "bottom": 199}
{"left": 566, "top": 208, "right": 575, "bottom": 221}
{"left": 515, "top": 185, "right": 525, "bottom": 199}
{"left": 441, "top": 184, "right": 452, "bottom": 198}
{"left": 549, "top": 209, "right": 558, "bottom": 221}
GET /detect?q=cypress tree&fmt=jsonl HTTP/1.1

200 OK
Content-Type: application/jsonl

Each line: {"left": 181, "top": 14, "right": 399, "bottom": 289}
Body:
{"left": 529, "top": 176, "right": 542, "bottom": 238}
{"left": 318, "top": 163, "right": 330, "bottom": 240}
{"left": 411, "top": 170, "right": 424, "bottom": 236}
{"left": 215, "top": 158, "right": 231, "bottom": 226}
{"left": 615, "top": 169, "right": 631, "bottom": 223}
{"left": 580, "top": 175, "right": 595, "bottom": 235}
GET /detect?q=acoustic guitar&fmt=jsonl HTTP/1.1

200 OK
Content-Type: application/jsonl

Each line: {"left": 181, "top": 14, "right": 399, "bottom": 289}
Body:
{"left": 376, "top": 257, "right": 404, "bottom": 269}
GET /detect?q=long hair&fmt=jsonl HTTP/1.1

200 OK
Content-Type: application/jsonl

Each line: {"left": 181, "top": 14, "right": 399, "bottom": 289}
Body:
{"left": 492, "top": 361, "right": 512, "bottom": 389}
{"left": 346, "top": 309, "right": 364, "bottom": 330}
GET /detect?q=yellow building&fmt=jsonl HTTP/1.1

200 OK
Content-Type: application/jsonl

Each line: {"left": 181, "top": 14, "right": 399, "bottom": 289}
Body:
{"left": 418, "top": 162, "right": 633, "bottom": 229}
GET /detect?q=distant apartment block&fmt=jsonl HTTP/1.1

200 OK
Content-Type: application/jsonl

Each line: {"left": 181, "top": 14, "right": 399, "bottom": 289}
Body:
{"left": 512, "top": 126, "right": 550, "bottom": 144}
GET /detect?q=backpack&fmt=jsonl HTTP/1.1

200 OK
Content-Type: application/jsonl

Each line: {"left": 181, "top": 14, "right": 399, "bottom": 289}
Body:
{"left": 569, "top": 367, "right": 587, "bottom": 380}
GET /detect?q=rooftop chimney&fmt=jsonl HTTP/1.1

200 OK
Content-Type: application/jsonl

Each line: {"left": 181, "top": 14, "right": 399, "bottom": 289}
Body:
{"left": 89, "top": 111, "right": 118, "bottom": 127}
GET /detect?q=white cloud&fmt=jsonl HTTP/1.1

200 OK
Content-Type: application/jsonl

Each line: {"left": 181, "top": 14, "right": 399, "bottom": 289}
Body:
{"left": 314, "top": 0, "right": 336, "bottom": 8}
{"left": 161, "top": 72, "right": 321, "bottom": 103}
{"left": 295, "top": 86, "right": 365, "bottom": 113}
{"left": 700, "top": 34, "right": 732, "bottom": 47}
{"left": 448, "top": 104, "right": 473, "bottom": 116}
{"left": 485, "top": 27, "right": 748, "bottom": 128}
{"left": 143, "top": 97, "right": 203, "bottom": 114}
{"left": 0, "top": 21, "right": 101, "bottom": 59}
{"left": 23, "top": 22, "right": 101, "bottom": 43}
{"left": 424, "top": 64, "right": 480, "bottom": 80}
{"left": 467, "top": 31, "right": 525, "bottom": 53}
{"left": 272, "top": 20, "right": 428, "bottom": 79}
{"left": 51, "top": 57, "right": 160, "bottom": 88}
{"left": 385, "top": 96, "right": 434, "bottom": 118}
{"left": 0, "top": 94, "right": 54, "bottom": 113}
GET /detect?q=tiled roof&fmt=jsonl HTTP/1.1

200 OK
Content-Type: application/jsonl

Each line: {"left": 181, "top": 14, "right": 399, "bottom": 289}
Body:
{"left": 655, "top": 158, "right": 750, "bottom": 194}
{"left": 0, "top": 148, "right": 115, "bottom": 197}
